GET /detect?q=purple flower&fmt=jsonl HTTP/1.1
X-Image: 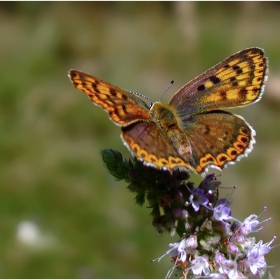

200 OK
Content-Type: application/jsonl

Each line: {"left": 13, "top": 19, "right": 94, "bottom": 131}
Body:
{"left": 191, "top": 255, "right": 210, "bottom": 276}
{"left": 218, "top": 259, "right": 239, "bottom": 278}
{"left": 215, "top": 251, "right": 226, "bottom": 265}
{"left": 198, "top": 173, "right": 221, "bottom": 192}
{"left": 150, "top": 171, "right": 275, "bottom": 278}
{"left": 228, "top": 242, "right": 239, "bottom": 254}
{"left": 169, "top": 240, "right": 187, "bottom": 262}
{"left": 102, "top": 149, "right": 276, "bottom": 278}
{"left": 185, "top": 235, "right": 197, "bottom": 249}
{"left": 213, "top": 199, "right": 232, "bottom": 222}
{"left": 188, "top": 188, "right": 209, "bottom": 212}
{"left": 154, "top": 203, "right": 274, "bottom": 278}
{"left": 240, "top": 237, "right": 276, "bottom": 276}
{"left": 168, "top": 235, "right": 198, "bottom": 262}
{"left": 239, "top": 214, "right": 261, "bottom": 235}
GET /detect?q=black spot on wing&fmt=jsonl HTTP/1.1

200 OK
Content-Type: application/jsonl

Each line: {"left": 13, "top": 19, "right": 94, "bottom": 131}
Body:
{"left": 197, "top": 84, "right": 206, "bottom": 91}
{"left": 232, "top": 65, "right": 243, "bottom": 75}
{"left": 110, "top": 88, "right": 117, "bottom": 97}
{"left": 209, "top": 76, "right": 220, "bottom": 84}
{"left": 92, "top": 82, "right": 100, "bottom": 93}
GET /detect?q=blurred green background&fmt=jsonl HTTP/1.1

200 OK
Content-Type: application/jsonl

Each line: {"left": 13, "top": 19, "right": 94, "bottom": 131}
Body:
{"left": 1, "top": 2, "right": 280, "bottom": 278}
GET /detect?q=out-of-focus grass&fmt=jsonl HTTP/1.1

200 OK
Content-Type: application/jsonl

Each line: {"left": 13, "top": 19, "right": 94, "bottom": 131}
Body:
{"left": 0, "top": 2, "right": 280, "bottom": 278}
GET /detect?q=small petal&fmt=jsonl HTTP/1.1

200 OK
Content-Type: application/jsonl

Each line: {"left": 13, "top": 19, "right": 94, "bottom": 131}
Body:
{"left": 191, "top": 255, "right": 210, "bottom": 276}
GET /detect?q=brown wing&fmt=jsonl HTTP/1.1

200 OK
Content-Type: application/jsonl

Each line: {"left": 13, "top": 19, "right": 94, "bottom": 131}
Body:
{"left": 69, "top": 70, "right": 150, "bottom": 126}
{"left": 121, "top": 121, "right": 193, "bottom": 171}
{"left": 179, "top": 110, "right": 255, "bottom": 174}
{"left": 169, "top": 48, "right": 268, "bottom": 116}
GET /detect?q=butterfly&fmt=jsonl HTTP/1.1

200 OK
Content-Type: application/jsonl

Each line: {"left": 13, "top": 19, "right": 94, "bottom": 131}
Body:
{"left": 68, "top": 47, "right": 268, "bottom": 175}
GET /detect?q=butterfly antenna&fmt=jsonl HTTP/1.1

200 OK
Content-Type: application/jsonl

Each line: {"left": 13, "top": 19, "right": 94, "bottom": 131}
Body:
{"left": 130, "top": 91, "right": 154, "bottom": 105}
{"left": 159, "top": 80, "right": 174, "bottom": 102}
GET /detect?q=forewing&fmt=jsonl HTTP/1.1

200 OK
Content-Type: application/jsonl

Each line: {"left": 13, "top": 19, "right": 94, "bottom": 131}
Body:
{"left": 121, "top": 121, "right": 192, "bottom": 171}
{"left": 180, "top": 110, "right": 255, "bottom": 174}
{"left": 169, "top": 48, "right": 268, "bottom": 115}
{"left": 69, "top": 70, "right": 150, "bottom": 126}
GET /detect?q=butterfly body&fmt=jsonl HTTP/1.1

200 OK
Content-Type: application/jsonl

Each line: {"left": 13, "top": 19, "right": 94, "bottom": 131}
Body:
{"left": 149, "top": 102, "right": 178, "bottom": 132}
{"left": 69, "top": 47, "right": 268, "bottom": 175}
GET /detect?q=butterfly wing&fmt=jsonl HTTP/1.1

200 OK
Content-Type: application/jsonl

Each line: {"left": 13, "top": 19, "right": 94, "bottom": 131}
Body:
{"left": 69, "top": 70, "right": 150, "bottom": 126}
{"left": 121, "top": 121, "right": 192, "bottom": 171}
{"left": 178, "top": 110, "right": 255, "bottom": 174}
{"left": 169, "top": 48, "right": 268, "bottom": 115}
